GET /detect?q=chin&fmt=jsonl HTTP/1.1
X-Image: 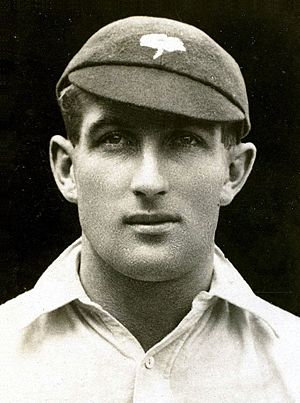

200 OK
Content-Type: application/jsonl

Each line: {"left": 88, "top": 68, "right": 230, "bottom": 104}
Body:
{"left": 112, "top": 247, "right": 191, "bottom": 282}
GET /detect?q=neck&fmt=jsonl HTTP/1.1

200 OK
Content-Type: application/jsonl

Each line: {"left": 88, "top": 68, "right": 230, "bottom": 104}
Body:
{"left": 79, "top": 236, "right": 214, "bottom": 351}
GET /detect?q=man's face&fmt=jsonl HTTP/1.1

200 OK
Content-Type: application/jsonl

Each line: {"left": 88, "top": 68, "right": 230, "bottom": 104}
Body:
{"left": 71, "top": 98, "right": 231, "bottom": 282}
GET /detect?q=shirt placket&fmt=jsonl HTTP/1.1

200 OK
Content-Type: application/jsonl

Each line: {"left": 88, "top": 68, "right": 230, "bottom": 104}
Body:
{"left": 132, "top": 300, "right": 216, "bottom": 403}
{"left": 76, "top": 293, "right": 216, "bottom": 402}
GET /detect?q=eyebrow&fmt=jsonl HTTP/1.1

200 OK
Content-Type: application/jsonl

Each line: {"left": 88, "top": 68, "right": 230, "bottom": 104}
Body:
{"left": 86, "top": 115, "right": 124, "bottom": 140}
{"left": 84, "top": 110, "right": 219, "bottom": 143}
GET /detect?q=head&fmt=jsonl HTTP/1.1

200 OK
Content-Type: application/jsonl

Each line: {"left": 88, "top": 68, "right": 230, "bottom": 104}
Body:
{"left": 50, "top": 16, "right": 256, "bottom": 282}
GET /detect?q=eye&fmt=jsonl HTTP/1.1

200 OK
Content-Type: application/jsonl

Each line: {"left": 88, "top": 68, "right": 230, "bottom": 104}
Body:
{"left": 170, "top": 131, "right": 204, "bottom": 148}
{"left": 104, "top": 133, "right": 124, "bottom": 145}
{"left": 100, "top": 131, "right": 134, "bottom": 148}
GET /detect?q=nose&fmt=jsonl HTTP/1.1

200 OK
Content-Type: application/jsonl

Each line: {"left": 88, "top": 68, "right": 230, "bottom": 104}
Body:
{"left": 130, "top": 145, "right": 169, "bottom": 197}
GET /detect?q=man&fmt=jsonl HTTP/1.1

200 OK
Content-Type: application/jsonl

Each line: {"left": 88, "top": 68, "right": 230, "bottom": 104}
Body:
{"left": 1, "top": 16, "right": 299, "bottom": 402}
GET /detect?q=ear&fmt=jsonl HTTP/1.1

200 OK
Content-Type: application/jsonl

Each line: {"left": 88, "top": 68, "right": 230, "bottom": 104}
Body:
{"left": 220, "top": 142, "right": 256, "bottom": 206}
{"left": 49, "top": 135, "right": 78, "bottom": 204}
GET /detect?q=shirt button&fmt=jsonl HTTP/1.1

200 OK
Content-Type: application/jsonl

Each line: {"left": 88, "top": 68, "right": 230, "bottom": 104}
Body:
{"left": 144, "top": 356, "right": 155, "bottom": 369}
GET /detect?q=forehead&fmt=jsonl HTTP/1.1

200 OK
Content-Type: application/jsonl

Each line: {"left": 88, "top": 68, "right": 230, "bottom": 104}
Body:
{"left": 79, "top": 94, "right": 221, "bottom": 134}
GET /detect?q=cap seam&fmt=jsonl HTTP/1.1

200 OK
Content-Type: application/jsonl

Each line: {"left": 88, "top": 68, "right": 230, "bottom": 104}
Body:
{"left": 60, "top": 61, "right": 247, "bottom": 118}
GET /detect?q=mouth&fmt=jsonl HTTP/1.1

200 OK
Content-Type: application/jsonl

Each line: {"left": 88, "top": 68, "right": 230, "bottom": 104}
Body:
{"left": 123, "top": 213, "right": 181, "bottom": 235}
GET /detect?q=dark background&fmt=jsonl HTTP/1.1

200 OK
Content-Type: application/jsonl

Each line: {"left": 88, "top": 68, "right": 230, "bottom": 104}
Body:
{"left": 1, "top": 0, "right": 300, "bottom": 314}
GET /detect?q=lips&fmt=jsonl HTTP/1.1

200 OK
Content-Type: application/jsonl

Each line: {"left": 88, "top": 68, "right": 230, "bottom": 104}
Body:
{"left": 123, "top": 213, "right": 181, "bottom": 225}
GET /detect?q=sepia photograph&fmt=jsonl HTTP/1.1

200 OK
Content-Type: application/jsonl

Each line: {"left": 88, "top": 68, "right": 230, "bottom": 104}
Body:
{"left": 1, "top": 0, "right": 300, "bottom": 401}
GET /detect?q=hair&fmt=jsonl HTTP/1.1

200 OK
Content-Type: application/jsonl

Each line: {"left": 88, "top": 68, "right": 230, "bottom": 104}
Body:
{"left": 58, "top": 84, "right": 91, "bottom": 146}
{"left": 221, "top": 122, "right": 242, "bottom": 149}
{"left": 58, "top": 84, "right": 242, "bottom": 148}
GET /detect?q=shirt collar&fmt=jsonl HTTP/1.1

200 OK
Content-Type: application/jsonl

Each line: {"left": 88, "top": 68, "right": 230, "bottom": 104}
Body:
{"left": 20, "top": 238, "right": 278, "bottom": 335}
{"left": 210, "top": 246, "right": 280, "bottom": 336}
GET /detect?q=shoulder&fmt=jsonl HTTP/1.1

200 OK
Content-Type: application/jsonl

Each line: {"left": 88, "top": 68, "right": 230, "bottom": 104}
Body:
{"left": 252, "top": 295, "right": 300, "bottom": 340}
{"left": 250, "top": 297, "right": 300, "bottom": 399}
{"left": 0, "top": 289, "right": 38, "bottom": 334}
{"left": 244, "top": 295, "right": 300, "bottom": 383}
{"left": 0, "top": 239, "right": 83, "bottom": 334}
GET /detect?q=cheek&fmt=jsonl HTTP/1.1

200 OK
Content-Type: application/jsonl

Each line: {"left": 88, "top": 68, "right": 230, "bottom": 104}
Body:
{"left": 188, "top": 164, "right": 226, "bottom": 244}
{"left": 174, "top": 158, "right": 226, "bottom": 206}
{"left": 74, "top": 157, "right": 132, "bottom": 225}
{"left": 191, "top": 174, "right": 224, "bottom": 221}
{"left": 76, "top": 157, "right": 130, "bottom": 199}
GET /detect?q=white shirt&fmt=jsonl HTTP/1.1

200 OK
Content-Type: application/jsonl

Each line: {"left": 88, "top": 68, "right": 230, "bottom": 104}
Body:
{"left": 0, "top": 238, "right": 300, "bottom": 402}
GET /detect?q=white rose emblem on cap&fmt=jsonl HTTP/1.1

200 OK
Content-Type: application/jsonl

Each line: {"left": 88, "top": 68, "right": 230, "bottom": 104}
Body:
{"left": 140, "top": 33, "right": 186, "bottom": 59}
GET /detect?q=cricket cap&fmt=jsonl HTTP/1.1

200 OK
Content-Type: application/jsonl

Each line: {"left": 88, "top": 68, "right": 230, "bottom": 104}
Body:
{"left": 56, "top": 16, "right": 250, "bottom": 137}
